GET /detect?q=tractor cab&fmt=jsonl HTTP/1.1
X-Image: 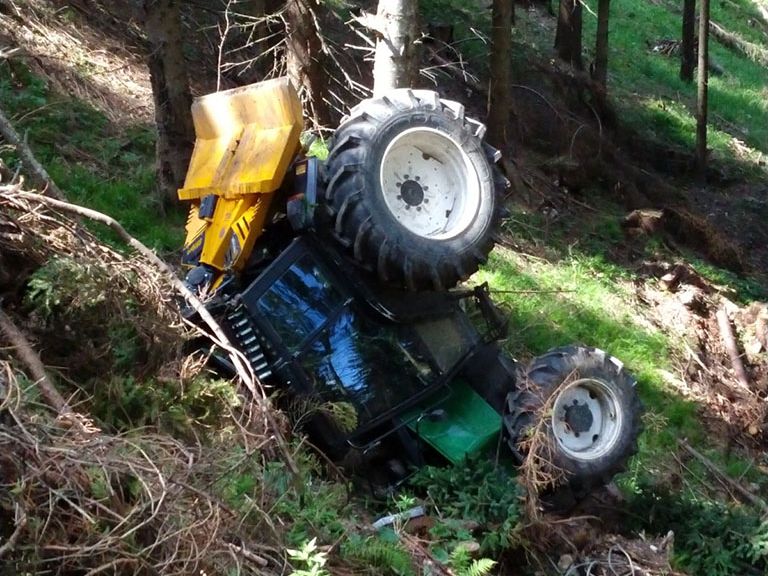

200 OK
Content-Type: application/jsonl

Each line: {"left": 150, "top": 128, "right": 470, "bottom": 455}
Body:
{"left": 228, "top": 235, "right": 515, "bottom": 479}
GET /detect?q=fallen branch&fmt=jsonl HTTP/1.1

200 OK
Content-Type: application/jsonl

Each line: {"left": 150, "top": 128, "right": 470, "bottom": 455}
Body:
{"left": 0, "top": 108, "right": 64, "bottom": 199}
{"left": 759, "top": 5, "right": 768, "bottom": 29}
{"left": 426, "top": 47, "right": 485, "bottom": 96}
{"left": 709, "top": 20, "right": 768, "bottom": 67}
{"left": 0, "top": 47, "right": 22, "bottom": 60}
{"left": 715, "top": 306, "right": 752, "bottom": 395}
{"left": 225, "top": 542, "right": 269, "bottom": 568}
{"left": 0, "top": 503, "right": 27, "bottom": 559}
{"left": 680, "top": 439, "right": 768, "bottom": 512}
{"left": 0, "top": 305, "right": 69, "bottom": 413}
{"left": 4, "top": 189, "right": 299, "bottom": 478}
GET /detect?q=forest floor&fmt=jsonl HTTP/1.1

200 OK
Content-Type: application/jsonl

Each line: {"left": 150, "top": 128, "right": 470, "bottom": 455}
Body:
{"left": 1, "top": 0, "right": 768, "bottom": 574}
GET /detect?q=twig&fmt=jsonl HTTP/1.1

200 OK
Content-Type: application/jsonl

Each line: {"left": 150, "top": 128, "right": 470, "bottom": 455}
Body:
{"left": 0, "top": 108, "right": 64, "bottom": 199}
{"left": 0, "top": 503, "right": 27, "bottom": 559}
{"left": 82, "top": 557, "right": 138, "bottom": 576}
{"left": 225, "top": 542, "right": 269, "bottom": 567}
{"left": 0, "top": 305, "right": 69, "bottom": 414}
{"left": 0, "top": 47, "right": 22, "bottom": 59}
{"left": 426, "top": 46, "right": 485, "bottom": 95}
{"left": 490, "top": 289, "right": 577, "bottom": 294}
{"left": 715, "top": 306, "right": 752, "bottom": 395}
{"left": 680, "top": 439, "right": 768, "bottom": 512}
{"left": 216, "top": 0, "right": 234, "bottom": 91}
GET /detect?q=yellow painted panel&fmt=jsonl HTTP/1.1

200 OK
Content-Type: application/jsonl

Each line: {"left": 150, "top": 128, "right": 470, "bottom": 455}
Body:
{"left": 230, "top": 193, "right": 272, "bottom": 271}
{"left": 178, "top": 77, "right": 303, "bottom": 201}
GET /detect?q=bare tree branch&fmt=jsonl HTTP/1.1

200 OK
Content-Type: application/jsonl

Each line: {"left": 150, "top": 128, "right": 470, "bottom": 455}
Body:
{"left": 0, "top": 108, "right": 65, "bottom": 199}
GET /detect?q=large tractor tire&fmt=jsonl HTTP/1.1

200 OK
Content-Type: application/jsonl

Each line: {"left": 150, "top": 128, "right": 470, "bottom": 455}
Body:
{"left": 504, "top": 346, "right": 642, "bottom": 495}
{"left": 321, "top": 89, "right": 505, "bottom": 291}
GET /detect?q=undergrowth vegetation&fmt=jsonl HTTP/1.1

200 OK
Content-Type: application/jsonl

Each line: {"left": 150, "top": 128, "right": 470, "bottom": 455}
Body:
{"left": 624, "top": 477, "right": 768, "bottom": 576}
{"left": 409, "top": 458, "right": 522, "bottom": 555}
{"left": 475, "top": 196, "right": 768, "bottom": 573}
{"left": 528, "top": 0, "right": 767, "bottom": 174}
{"left": 0, "top": 62, "right": 185, "bottom": 251}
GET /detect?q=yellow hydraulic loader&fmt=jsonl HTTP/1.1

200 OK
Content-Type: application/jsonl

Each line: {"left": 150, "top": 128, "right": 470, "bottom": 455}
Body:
{"left": 177, "top": 77, "right": 509, "bottom": 292}
{"left": 178, "top": 77, "right": 304, "bottom": 291}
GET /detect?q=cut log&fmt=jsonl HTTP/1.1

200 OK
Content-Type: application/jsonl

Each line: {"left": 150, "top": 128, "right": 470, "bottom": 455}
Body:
{"left": 715, "top": 305, "right": 752, "bottom": 395}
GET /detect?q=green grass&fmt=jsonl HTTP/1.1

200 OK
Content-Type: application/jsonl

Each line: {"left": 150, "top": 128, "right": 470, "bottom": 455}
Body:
{"left": 504, "top": 0, "right": 768, "bottom": 175}
{"left": 579, "top": 0, "right": 768, "bottom": 172}
{"left": 478, "top": 209, "right": 768, "bottom": 575}
{"left": 477, "top": 243, "right": 702, "bottom": 453}
{"left": 478, "top": 200, "right": 765, "bottom": 477}
{"left": 0, "top": 62, "right": 185, "bottom": 252}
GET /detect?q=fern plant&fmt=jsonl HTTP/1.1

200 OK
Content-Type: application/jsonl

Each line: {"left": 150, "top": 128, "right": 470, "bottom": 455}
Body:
{"left": 287, "top": 538, "right": 330, "bottom": 576}
{"left": 410, "top": 456, "right": 522, "bottom": 553}
{"left": 449, "top": 546, "right": 497, "bottom": 576}
{"left": 625, "top": 478, "right": 768, "bottom": 575}
{"left": 341, "top": 534, "right": 414, "bottom": 576}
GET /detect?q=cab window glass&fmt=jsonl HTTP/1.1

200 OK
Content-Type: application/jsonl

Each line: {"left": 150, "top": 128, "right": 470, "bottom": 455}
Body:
{"left": 255, "top": 255, "right": 344, "bottom": 349}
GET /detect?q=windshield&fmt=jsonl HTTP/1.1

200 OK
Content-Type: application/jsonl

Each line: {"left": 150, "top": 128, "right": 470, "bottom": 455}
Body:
{"left": 300, "top": 308, "right": 436, "bottom": 425}
{"left": 254, "top": 254, "right": 345, "bottom": 349}
{"left": 253, "top": 253, "right": 451, "bottom": 427}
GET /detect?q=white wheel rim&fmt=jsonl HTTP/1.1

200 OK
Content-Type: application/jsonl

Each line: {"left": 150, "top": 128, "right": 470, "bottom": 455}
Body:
{"left": 551, "top": 378, "right": 623, "bottom": 461}
{"left": 379, "top": 127, "right": 482, "bottom": 240}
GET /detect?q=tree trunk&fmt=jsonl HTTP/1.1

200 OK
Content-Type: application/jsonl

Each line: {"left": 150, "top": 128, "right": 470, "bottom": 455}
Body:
{"left": 487, "top": 0, "right": 513, "bottom": 150}
{"left": 143, "top": 0, "right": 195, "bottom": 209}
{"left": 696, "top": 0, "right": 709, "bottom": 181}
{"left": 592, "top": 0, "right": 610, "bottom": 89}
{"left": 285, "top": 0, "right": 331, "bottom": 127}
{"left": 372, "top": 0, "right": 420, "bottom": 96}
{"left": 555, "top": 0, "right": 583, "bottom": 70}
{"left": 680, "top": 0, "right": 696, "bottom": 82}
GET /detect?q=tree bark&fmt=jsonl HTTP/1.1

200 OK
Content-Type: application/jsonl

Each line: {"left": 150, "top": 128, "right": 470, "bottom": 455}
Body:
{"left": 285, "top": 0, "right": 331, "bottom": 127}
{"left": 372, "top": 0, "right": 420, "bottom": 96}
{"left": 592, "top": 0, "right": 610, "bottom": 89}
{"left": 487, "top": 0, "right": 513, "bottom": 150}
{"left": 696, "top": 0, "right": 709, "bottom": 182}
{"left": 555, "top": 0, "right": 583, "bottom": 70}
{"left": 709, "top": 20, "right": 768, "bottom": 66}
{"left": 142, "top": 0, "right": 195, "bottom": 208}
{"left": 680, "top": 0, "right": 696, "bottom": 82}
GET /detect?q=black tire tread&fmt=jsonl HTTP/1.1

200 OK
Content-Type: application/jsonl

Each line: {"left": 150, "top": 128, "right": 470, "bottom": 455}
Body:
{"left": 321, "top": 89, "right": 505, "bottom": 291}
{"left": 505, "top": 345, "right": 642, "bottom": 493}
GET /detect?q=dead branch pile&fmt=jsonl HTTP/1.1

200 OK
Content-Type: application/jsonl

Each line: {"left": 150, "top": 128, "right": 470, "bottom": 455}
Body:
{"left": 634, "top": 261, "right": 768, "bottom": 446}
{"left": 0, "top": 182, "right": 298, "bottom": 574}
{"left": 0, "top": 184, "right": 183, "bottom": 379}
{"left": 564, "top": 532, "right": 685, "bottom": 576}
{"left": 517, "top": 371, "right": 576, "bottom": 521}
{"left": 0, "top": 364, "right": 286, "bottom": 575}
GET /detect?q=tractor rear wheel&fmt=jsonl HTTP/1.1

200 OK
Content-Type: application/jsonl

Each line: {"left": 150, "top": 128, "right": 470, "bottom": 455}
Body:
{"left": 321, "top": 89, "right": 504, "bottom": 291}
{"left": 504, "top": 345, "right": 642, "bottom": 496}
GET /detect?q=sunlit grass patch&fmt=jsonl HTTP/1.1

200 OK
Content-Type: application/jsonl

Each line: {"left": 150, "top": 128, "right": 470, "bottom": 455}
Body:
{"left": 0, "top": 62, "right": 184, "bottom": 252}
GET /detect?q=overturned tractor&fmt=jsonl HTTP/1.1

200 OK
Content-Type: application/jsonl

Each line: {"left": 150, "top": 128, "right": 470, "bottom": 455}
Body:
{"left": 178, "top": 78, "right": 642, "bottom": 498}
